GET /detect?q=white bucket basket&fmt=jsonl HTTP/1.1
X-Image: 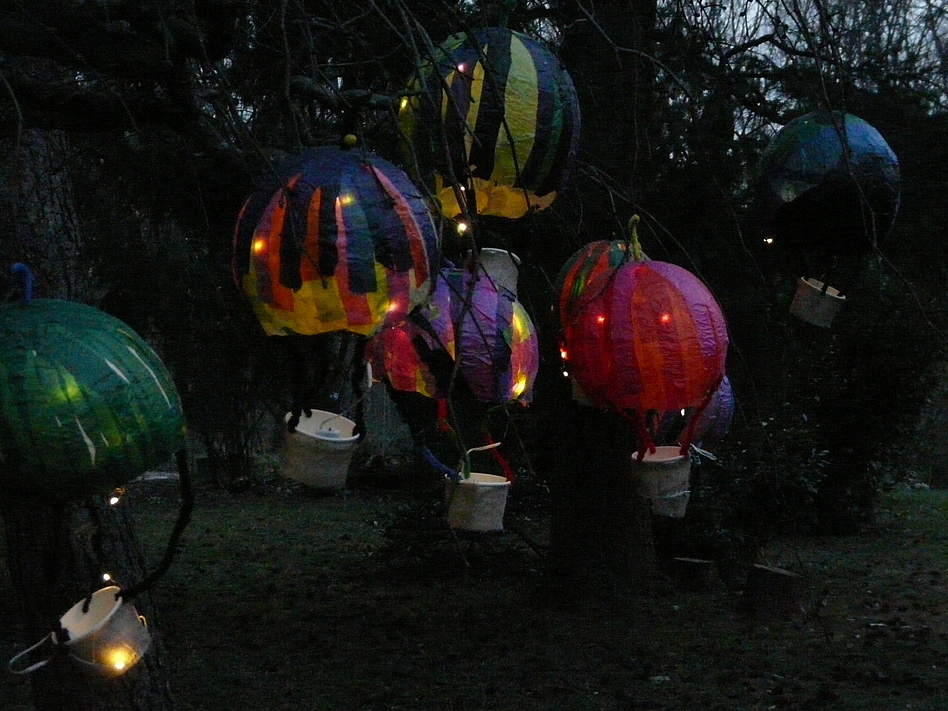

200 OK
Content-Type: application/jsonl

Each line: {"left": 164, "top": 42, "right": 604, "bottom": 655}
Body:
{"left": 281, "top": 410, "right": 359, "bottom": 490}
{"left": 631, "top": 445, "right": 692, "bottom": 518}
{"left": 444, "top": 443, "right": 511, "bottom": 532}
{"left": 478, "top": 248, "right": 522, "bottom": 296}
{"left": 9, "top": 586, "right": 151, "bottom": 676}
{"left": 789, "top": 277, "right": 846, "bottom": 328}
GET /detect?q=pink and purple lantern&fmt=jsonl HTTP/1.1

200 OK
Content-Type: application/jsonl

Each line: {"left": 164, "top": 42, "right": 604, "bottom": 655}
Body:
{"left": 445, "top": 269, "right": 539, "bottom": 405}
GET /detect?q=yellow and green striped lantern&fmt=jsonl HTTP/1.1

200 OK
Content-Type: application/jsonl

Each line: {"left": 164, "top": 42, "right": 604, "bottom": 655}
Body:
{"left": 0, "top": 269, "right": 186, "bottom": 500}
{"left": 399, "top": 27, "right": 580, "bottom": 220}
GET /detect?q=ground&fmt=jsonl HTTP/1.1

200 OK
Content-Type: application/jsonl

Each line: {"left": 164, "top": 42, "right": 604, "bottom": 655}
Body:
{"left": 1, "top": 464, "right": 946, "bottom": 711}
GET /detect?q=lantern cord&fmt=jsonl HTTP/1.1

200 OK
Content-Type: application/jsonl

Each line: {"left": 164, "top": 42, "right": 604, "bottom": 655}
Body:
{"left": 421, "top": 445, "right": 456, "bottom": 479}
{"left": 614, "top": 408, "right": 655, "bottom": 461}
{"left": 350, "top": 336, "right": 368, "bottom": 439}
{"left": 678, "top": 375, "right": 723, "bottom": 456}
{"left": 482, "top": 430, "right": 515, "bottom": 483}
{"left": 118, "top": 448, "right": 194, "bottom": 603}
{"left": 627, "top": 215, "right": 644, "bottom": 262}
{"left": 10, "top": 262, "right": 33, "bottom": 303}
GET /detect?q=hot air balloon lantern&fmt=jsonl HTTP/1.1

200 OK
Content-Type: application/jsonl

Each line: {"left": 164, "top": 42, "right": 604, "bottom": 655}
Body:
{"left": 561, "top": 257, "right": 728, "bottom": 456}
{"left": 554, "top": 216, "right": 647, "bottom": 336}
{"left": 446, "top": 267, "right": 539, "bottom": 405}
{"left": 367, "top": 271, "right": 455, "bottom": 400}
{"left": 756, "top": 111, "right": 900, "bottom": 325}
{"left": 399, "top": 27, "right": 581, "bottom": 220}
{"left": 233, "top": 142, "right": 440, "bottom": 338}
{"left": 0, "top": 264, "right": 187, "bottom": 500}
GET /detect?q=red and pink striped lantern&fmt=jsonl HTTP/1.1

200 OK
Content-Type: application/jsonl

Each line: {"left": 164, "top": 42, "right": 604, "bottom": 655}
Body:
{"left": 562, "top": 260, "right": 728, "bottom": 448}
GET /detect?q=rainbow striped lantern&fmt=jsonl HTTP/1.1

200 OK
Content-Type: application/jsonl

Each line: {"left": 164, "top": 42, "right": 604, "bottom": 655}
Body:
{"left": 554, "top": 239, "right": 637, "bottom": 335}
{"left": 399, "top": 27, "right": 580, "bottom": 220}
{"left": 445, "top": 269, "right": 539, "bottom": 404}
{"left": 233, "top": 145, "right": 440, "bottom": 337}
{"left": 0, "top": 271, "right": 186, "bottom": 500}
{"left": 562, "top": 260, "right": 728, "bottom": 452}
{"left": 367, "top": 271, "right": 455, "bottom": 399}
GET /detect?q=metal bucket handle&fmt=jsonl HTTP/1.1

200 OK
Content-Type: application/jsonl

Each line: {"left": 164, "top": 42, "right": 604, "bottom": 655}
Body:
{"left": 8, "top": 632, "right": 55, "bottom": 675}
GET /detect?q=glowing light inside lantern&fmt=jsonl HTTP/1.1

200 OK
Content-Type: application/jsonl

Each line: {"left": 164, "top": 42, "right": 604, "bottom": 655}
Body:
{"left": 559, "top": 347, "right": 568, "bottom": 360}
{"left": 763, "top": 236, "right": 774, "bottom": 245}
{"left": 596, "top": 315, "right": 606, "bottom": 324}
{"left": 338, "top": 194, "right": 355, "bottom": 207}
{"left": 660, "top": 313, "right": 671, "bottom": 324}
{"left": 512, "top": 374, "right": 527, "bottom": 398}
{"left": 102, "top": 573, "right": 113, "bottom": 582}
{"left": 456, "top": 220, "right": 469, "bottom": 235}
{"left": 399, "top": 97, "right": 409, "bottom": 111}
{"left": 252, "top": 238, "right": 266, "bottom": 255}
{"left": 109, "top": 494, "right": 120, "bottom": 506}
{"left": 104, "top": 645, "right": 136, "bottom": 672}
{"left": 457, "top": 63, "right": 467, "bottom": 74}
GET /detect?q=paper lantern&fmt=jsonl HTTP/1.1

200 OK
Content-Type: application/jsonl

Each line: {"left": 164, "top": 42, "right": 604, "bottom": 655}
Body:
{"left": 0, "top": 293, "right": 186, "bottom": 500}
{"left": 657, "top": 374, "right": 734, "bottom": 447}
{"left": 446, "top": 269, "right": 539, "bottom": 404}
{"left": 757, "top": 110, "right": 900, "bottom": 254}
{"left": 563, "top": 260, "right": 728, "bottom": 418}
{"left": 367, "top": 272, "right": 455, "bottom": 399}
{"left": 554, "top": 239, "right": 636, "bottom": 333}
{"left": 399, "top": 27, "right": 580, "bottom": 219}
{"left": 233, "top": 145, "right": 440, "bottom": 337}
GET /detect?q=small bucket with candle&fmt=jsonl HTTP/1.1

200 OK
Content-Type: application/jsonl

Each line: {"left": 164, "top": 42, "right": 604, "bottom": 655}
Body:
{"left": 281, "top": 410, "right": 359, "bottom": 490}
{"left": 789, "top": 277, "right": 846, "bottom": 328}
{"left": 631, "top": 446, "right": 692, "bottom": 518}
{"left": 444, "top": 443, "right": 511, "bottom": 532}
{"left": 9, "top": 586, "right": 151, "bottom": 676}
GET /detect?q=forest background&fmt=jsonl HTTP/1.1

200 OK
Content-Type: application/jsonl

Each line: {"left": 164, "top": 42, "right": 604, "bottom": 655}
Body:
{"left": 2, "top": 1, "right": 948, "bottom": 708}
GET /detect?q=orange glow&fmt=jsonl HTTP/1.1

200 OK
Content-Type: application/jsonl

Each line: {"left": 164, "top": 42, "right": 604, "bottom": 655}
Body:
{"left": 559, "top": 347, "right": 568, "bottom": 360}
{"left": 252, "top": 238, "right": 266, "bottom": 255}
{"left": 660, "top": 313, "right": 671, "bottom": 324}
{"left": 596, "top": 315, "right": 606, "bottom": 324}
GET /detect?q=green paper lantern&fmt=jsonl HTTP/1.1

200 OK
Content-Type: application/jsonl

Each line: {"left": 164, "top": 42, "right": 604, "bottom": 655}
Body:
{"left": 0, "top": 298, "right": 186, "bottom": 500}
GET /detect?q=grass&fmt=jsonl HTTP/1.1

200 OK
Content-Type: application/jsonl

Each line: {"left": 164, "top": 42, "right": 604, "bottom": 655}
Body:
{"left": 1, "top": 471, "right": 946, "bottom": 711}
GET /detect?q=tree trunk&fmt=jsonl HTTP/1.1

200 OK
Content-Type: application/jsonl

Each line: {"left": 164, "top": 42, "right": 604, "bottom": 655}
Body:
{"left": 544, "top": 0, "right": 660, "bottom": 596}
{"left": 557, "top": 0, "right": 660, "bottom": 236}
{"left": 2, "top": 494, "right": 176, "bottom": 710}
{"left": 546, "top": 400, "right": 656, "bottom": 596}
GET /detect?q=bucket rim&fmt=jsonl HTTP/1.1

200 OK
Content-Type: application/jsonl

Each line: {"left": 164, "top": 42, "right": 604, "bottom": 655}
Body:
{"left": 285, "top": 410, "right": 359, "bottom": 442}
{"left": 798, "top": 276, "right": 846, "bottom": 301}
{"left": 56, "top": 586, "right": 123, "bottom": 647}
{"left": 446, "top": 472, "right": 511, "bottom": 487}
{"left": 636, "top": 445, "right": 688, "bottom": 465}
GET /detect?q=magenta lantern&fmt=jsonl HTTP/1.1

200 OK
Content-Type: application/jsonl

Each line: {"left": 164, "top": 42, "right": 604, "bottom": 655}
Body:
{"left": 563, "top": 260, "right": 728, "bottom": 442}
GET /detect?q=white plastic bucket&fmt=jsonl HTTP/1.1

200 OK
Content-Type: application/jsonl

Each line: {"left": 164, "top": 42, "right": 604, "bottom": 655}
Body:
{"left": 631, "top": 445, "right": 692, "bottom": 518}
{"left": 444, "top": 473, "right": 511, "bottom": 532}
{"left": 281, "top": 410, "right": 359, "bottom": 490}
{"left": 9, "top": 586, "right": 151, "bottom": 676}
{"left": 444, "top": 443, "right": 511, "bottom": 532}
{"left": 789, "top": 277, "right": 845, "bottom": 328}
{"left": 478, "top": 248, "right": 522, "bottom": 296}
